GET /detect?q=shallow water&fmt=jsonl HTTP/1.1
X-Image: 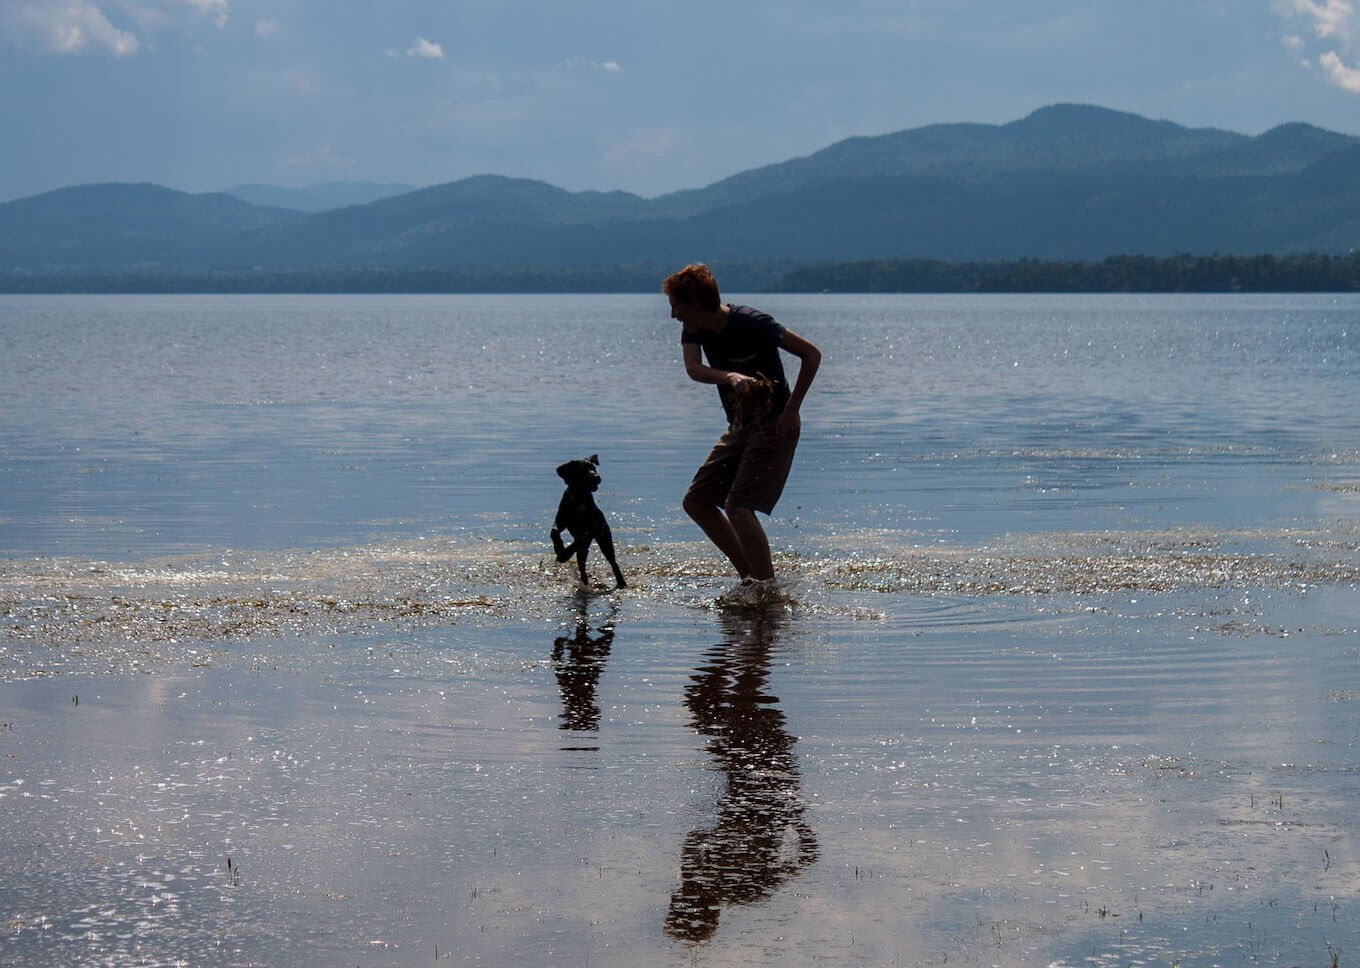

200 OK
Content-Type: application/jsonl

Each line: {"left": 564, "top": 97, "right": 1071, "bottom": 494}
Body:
{"left": 2, "top": 293, "right": 1359, "bottom": 965}
{"left": 3, "top": 293, "right": 1357, "bottom": 557}
{"left": 3, "top": 571, "right": 1358, "bottom": 966}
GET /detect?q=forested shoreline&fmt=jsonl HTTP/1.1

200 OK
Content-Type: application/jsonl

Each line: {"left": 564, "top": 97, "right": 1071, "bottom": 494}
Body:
{"left": 772, "top": 253, "right": 1360, "bottom": 293}
{"left": 3, "top": 252, "right": 1359, "bottom": 295}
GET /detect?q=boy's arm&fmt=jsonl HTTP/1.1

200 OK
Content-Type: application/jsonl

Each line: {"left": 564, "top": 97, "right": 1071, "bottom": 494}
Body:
{"left": 683, "top": 342, "right": 755, "bottom": 388}
{"left": 776, "top": 329, "right": 821, "bottom": 440}
{"left": 780, "top": 329, "right": 821, "bottom": 411}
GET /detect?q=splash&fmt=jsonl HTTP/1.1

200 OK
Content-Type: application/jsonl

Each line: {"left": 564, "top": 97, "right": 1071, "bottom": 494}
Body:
{"left": 2, "top": 524, "right": 1357, "bottom": 678}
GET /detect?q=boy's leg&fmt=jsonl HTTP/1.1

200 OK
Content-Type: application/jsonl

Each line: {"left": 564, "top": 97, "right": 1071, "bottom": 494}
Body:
{"left": 722, "top": 417, "right": 800, "bottom": 582}
{"left": 684, "top": 427, "right": 753, "bottom": 577}
{"left": 683, "top": 493, "right": 753, "bottom": 578}
{"left": 724, "top": 505, "right": 774, "bottom": 580}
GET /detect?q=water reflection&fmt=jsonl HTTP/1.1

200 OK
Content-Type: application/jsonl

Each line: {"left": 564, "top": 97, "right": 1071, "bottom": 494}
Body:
{"left": 665, "top": 606, "right": 819, "bottom": 942}
{"left": 551, "top": 594, "right": 617, "bottom": 737}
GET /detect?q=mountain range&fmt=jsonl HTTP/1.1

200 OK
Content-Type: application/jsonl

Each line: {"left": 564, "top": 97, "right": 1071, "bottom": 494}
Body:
{"left": 4, "top": 104, "right": 1359, "bottom": 277}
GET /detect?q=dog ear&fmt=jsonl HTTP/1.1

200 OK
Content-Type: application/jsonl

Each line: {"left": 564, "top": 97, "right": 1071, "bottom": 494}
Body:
{"left": 556, "top": 462, "right": 574, "bottom": 481}
{"left": 587, "top": 454, "right": 599, "bottom": 466}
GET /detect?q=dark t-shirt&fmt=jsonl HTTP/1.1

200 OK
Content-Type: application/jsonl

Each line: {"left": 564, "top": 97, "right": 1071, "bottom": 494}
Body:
{"left": 681, "top": 305, "right": 790, "bottom": 423}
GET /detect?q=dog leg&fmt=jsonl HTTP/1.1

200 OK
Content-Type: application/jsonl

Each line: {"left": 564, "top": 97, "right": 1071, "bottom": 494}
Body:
{"left": 555, "top": 529, "right": 589, "bottom": 565}
{"left": 576, "top": 540, "right": 593, "bottom": 586}
{"left": 595, "top": 524, "right": 627, "bottom": 588}
{"left": 551, "top": 527, "right": 572, "bottom": 562}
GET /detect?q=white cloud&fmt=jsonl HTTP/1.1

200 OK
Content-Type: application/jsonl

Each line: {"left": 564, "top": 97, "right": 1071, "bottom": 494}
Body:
{"left": 111, "top": 1, "right": 170, "bottom": 33}
{"left": 3, "top": 1, "right": 140, "bottom": 56}
{"left": 2, "top": 0, "right": 232, "bottom": 55}
{"left": 253, "top": 18, "right": 278, "bottom": 37}
{"left": 406, "top": 36, "right": 443, "bottom": 59}
{"left": 1276, "top": 0, "right": 1360, "bottom": 91}
{"left": 604, "top": 128, "right": 675, "bottom": 165}
{"left": 177, "top": 0, "right": 227, "bottom": 28}
{"left": 566, "top": 57, "right": 623, "bottom": 73}
{"left": 285, "top": 68, "right": 318, "bottom": 94}
{"left": 1320, "top": 48, "right": 1360, "bottom": 88}
{"left": 1281, "top": 0, "right": 1356, "bottom": 43}
{"left": 284, "top": 145, "right": 354, "bottom": 170}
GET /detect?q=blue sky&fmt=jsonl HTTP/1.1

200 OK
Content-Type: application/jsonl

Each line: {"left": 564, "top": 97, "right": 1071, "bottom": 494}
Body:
{"left": 3, "top": 0, "right": 1359, "bottom": 202}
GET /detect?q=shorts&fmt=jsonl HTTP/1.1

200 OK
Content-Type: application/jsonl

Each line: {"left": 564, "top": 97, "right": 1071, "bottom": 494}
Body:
{"left": 685, "top": 415, "right": 800, "bottom": 515}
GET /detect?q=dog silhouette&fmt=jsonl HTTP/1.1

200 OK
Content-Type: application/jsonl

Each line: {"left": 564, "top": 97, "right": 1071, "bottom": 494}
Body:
{"left": 551, "top": 454, "right": 626, "bottom": 589}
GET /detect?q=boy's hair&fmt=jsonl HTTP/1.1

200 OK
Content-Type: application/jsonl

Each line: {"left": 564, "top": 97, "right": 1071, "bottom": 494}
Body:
{"left": 662, "top": 263, "right": 721, "bottom": 311}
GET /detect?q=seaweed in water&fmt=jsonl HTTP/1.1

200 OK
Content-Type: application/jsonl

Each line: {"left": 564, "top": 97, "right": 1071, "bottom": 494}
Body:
{"left": 731, "top": 374, "right": 776, "bottom": 427}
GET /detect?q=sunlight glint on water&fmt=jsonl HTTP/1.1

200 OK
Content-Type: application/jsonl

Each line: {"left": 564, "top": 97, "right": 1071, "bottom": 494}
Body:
{"left": 1, "top": 293, "right": 1357, "bottom": 966}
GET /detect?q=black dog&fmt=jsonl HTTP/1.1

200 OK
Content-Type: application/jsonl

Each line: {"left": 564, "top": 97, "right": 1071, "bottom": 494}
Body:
{"left": 551, "top": 454, "right": 627, "bottom": 589}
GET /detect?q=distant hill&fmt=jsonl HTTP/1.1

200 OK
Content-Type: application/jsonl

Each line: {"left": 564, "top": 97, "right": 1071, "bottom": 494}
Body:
{"left": 0, "top": 183, "right": 302, "bottom": 270}
{"left": 225, "top": 175, "right": 661, "bottom": 269}
{"left": 222, "top": 181, "right": 418, "bottom": 213}
{"left": 645, "top": 104, "right": 1358, "bottom": 217}
{"left": 4, "top": 104, "right": 1359, "bottom": 277}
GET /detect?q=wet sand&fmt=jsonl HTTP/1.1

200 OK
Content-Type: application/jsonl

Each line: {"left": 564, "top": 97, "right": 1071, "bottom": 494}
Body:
{"left": 3, "top": 527, "right": 1358, "bottom": 966}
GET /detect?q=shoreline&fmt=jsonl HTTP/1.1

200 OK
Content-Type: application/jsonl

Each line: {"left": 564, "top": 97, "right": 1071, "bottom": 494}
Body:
{"left": 4, "top": 523, "right": 1358, "bottom": 681}
{"left": 3, "top": 540, "right": 1357, "bottom": 965}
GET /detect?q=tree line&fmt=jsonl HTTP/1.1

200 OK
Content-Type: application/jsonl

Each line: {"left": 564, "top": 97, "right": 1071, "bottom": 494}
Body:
{"left": 771, "top": 252, "right": 1360, "bottom": 293}
{"left": 0, "top": 264, "right": 673, "bottom": 294}
{"left": 3, "top": 252, "right": 1359, "bottom": 294}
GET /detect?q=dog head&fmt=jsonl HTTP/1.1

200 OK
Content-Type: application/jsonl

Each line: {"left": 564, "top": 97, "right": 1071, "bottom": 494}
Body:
{"left": 556, "top": 453, "right": 601, "bottom": 492}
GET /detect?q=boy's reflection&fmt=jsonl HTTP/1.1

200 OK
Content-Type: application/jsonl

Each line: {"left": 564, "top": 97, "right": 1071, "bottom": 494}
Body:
{"left": 665, "top": 607, "right": 819, "bottom": 942}
{"left": 552, "top": 595, "right": 616, "bottom": 734}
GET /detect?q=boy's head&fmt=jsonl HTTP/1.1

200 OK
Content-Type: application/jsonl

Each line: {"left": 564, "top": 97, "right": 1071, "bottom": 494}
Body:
{"left": 662, "top": 263, "right": 721, "bottom": 312}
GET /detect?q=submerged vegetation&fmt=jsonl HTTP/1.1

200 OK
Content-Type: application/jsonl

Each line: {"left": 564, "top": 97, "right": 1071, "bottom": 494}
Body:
{"left": 4, "top": 525, "right": 1358, "bottom": 679}
{"left": 730, "top": 374, "right": 777, "bottom": 427}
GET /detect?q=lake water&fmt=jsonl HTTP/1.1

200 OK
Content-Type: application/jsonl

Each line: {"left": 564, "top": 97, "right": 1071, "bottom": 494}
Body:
{"left": 3, "top": 292, "right": 1356, "bottom": 558}
{"left": 1, "top": 293, "right": 1358, "bottom": 966}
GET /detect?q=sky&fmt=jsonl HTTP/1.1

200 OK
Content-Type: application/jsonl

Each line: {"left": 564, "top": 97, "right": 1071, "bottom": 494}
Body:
{"left": 3, "top": 0, "right": 1360, "bottom": 202}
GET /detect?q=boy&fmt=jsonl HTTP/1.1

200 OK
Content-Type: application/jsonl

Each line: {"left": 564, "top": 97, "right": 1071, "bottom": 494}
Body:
{"left": 663, "top": 263, "right": 821, "bottom": 599}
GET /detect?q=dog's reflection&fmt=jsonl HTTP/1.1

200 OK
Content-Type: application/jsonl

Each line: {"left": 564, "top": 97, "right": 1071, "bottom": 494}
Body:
{"left": 552, "top": 594, "right": 617, "bottom": 734}
{"left": 665, "top": 607, "right": 819, "bottom": 942}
